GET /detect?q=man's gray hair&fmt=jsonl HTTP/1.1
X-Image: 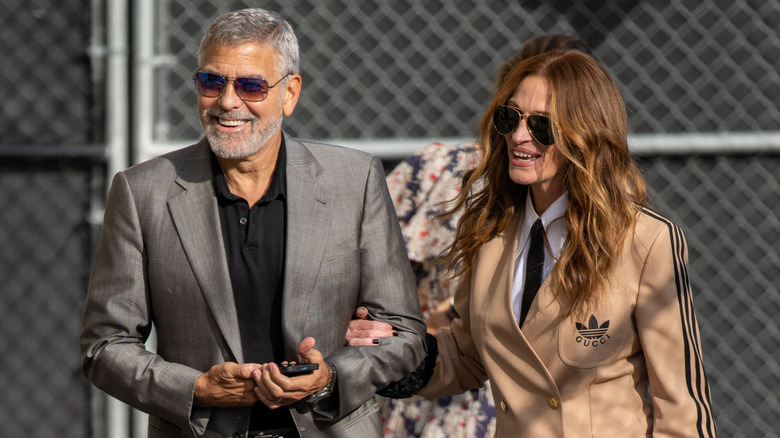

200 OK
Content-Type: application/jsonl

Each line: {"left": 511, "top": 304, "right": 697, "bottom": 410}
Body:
{"left": 198, "top": 8, "right": 300, "bottom": 77}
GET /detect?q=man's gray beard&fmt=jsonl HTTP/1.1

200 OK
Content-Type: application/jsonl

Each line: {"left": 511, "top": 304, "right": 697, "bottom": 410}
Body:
{"left": 204, "top": 111, "right": 284, "bottom": 160}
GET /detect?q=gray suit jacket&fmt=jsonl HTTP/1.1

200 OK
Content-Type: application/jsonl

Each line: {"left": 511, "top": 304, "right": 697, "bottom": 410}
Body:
{"left": 80, "top": 134, "right": 426, "bottom": 437}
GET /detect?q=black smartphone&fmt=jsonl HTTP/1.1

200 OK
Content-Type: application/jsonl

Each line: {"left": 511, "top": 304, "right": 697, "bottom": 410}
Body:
{"left": 278, "top": 363, "right": 319, "bottom": 376}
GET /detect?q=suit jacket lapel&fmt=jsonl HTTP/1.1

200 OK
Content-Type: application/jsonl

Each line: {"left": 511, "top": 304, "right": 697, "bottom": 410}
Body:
{"left": 478, "top": 215, "right": 557, "bottom": 388}
{"left": 494, "top": 214, "right": 555, "bottom": 336}
{"left": 281, "top": 135, "right": 333, "bottom": 356}
{"left": 167, "top": 139, "right": 244, "bottom": 362}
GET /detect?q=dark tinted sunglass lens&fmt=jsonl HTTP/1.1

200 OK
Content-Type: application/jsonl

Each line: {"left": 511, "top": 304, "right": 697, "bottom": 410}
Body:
{"left": 527, "top": 115, "right": 554, "bottom": 145}
{"left": 493, "top": 106, "right": 519, "bottom": 135}
{"left": 195, "top": 73, "right": 224, "bottom": 96}
{"left": 234, "top": 78, "right": 269, "bottom": 101}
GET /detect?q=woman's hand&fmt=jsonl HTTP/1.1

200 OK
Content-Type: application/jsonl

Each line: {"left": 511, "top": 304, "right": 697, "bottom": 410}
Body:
{"left": 345, "top": 306, "right": 396, "bottom": 345}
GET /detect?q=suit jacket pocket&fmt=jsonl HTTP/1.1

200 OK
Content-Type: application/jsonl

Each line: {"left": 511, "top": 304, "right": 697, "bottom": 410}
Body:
{"left": 148, "top": 415, "right": 185, "bottom": 438}
{"left": 557, "top": 289, "right": 637, "bottom": 368}
{"left": 320, "top": 398, "right": 381, "bottom": 436}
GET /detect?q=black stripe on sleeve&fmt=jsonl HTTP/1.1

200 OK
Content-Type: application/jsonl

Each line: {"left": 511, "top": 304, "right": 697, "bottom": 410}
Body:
{"left": 642, "top": 208, "right": 717, "bottom": 437}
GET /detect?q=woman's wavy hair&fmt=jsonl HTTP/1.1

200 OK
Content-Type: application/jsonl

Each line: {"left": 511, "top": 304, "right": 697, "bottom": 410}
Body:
{"left": 444, "top": 50, "right": 648, "bottom": 316}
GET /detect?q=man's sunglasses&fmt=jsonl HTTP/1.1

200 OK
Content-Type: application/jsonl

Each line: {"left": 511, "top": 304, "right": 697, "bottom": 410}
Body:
{"left": 492, "top": 105, "right": 555, "bottom": 146}
{"left": 192, "top": 71, "right": 290, "bottom": 102}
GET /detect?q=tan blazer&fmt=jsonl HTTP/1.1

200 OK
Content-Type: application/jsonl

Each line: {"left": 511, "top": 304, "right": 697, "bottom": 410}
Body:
{"left": 80, "top": 135, "right": 426, "bottom": 437}
{"left": 420, "top": 208, "right": 716, "bottom": 437}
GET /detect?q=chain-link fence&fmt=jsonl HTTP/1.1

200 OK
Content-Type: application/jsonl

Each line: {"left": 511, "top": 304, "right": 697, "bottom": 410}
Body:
{"left": 637, "top": 153, "right": 780, "bottom": 436}
{"left": 0, "top": 0, "right": 99, "bottom": 145}
{"left": 2, "top": 0, "right": 779, "bottom": 437}
{"left": 0, "top": 157, "right": 99, "bottom": 437}
{"left": 0, "top": 0, "right": 98, "bottom": 437}
{"left": 150, "top": 0, "right": 780, "bottom": 143}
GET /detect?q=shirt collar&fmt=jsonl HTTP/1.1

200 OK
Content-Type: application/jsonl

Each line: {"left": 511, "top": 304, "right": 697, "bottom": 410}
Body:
{"left": 517, "top": 190, "right": 568, "bottom": 257}
{"left": 521, "top": 190, "right": 568, "bottom": 231}
{"left": 212, "top": 137, "right": 288, "bottom": 203}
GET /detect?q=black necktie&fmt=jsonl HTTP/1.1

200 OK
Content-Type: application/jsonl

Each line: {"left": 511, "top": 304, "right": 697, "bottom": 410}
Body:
{"left": 519, "top": 219, "right": 545, "bottom": 326}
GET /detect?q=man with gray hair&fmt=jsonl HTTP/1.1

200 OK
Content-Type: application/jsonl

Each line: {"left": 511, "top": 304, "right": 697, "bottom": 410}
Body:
{"left": 80, "top": 8, "right": 425, "bottom": 438}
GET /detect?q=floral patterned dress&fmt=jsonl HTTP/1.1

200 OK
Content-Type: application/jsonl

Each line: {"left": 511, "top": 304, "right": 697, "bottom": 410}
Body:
{"left": 383, "top": 142, "right": 496, "bottom": 438}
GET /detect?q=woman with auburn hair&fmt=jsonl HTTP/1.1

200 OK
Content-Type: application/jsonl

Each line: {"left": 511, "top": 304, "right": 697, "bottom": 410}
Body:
{"left": 452, "top": 50, "right": 646, "bottom": 312}
{"left": 350, "top": 50, "right": 716, "bottom": 437}
{"left": 380, "top": 34, "right": 591, "bottom": 438}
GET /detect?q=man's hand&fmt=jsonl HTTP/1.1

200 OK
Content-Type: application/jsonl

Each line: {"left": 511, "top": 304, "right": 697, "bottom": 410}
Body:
{"left": 252, "top": 337, "right": 330, "bottom": 408}
{"left": 345, "top": 306, "right": 396, "bottom": 346}
{"left": 193, "top": 362, "right": 262, "bottom": 407}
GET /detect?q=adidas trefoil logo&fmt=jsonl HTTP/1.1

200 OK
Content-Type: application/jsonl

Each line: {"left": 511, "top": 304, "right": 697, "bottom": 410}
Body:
{"left": 575, "top": 315, "right": 611, "bottom": 347}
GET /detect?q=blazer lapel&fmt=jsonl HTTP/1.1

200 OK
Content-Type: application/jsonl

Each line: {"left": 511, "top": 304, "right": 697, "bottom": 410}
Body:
{"left": 167, "top": 140, "right": 244, "bottom": 362}
{"left": 497, "top": 214, "right": 555, "bottom": 336}
{"left": 281, "top": 135, "right": 333, "bottom": 356}
{"left": 478, "top": 215, "right": 558, "bottom": 390}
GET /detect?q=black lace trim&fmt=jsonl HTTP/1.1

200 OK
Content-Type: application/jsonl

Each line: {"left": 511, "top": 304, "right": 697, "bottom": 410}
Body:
{"left": 377, "top": 333, "right": 438, "bottom": 398}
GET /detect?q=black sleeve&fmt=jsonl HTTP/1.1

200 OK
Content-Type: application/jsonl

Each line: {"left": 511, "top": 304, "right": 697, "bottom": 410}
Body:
{"left": 377, "top": 333, "right": 438, "bottom": 398}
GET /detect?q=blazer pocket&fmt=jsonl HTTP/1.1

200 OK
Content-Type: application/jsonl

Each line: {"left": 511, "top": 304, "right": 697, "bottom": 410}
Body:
{"left": 147, "top": 415, "right": 185, "bottom": 437}
{"left": 557, "top": 290, "right": 636, "bottom": 368}
{"left": 321, "top": 398, "right": 381, "bottom": 436}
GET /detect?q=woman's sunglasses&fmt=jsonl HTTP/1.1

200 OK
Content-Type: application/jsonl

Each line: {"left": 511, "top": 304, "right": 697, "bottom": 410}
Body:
{"left": 192, "top": 71, "right": 290, "bottom": 102}
{"left": 492, "top": 105, "right": 555, "bottom": 146}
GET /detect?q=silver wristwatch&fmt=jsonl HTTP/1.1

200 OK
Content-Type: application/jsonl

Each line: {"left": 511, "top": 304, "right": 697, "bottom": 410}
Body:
{"left": 308, "top": 362, "right": 337, "bottom": 403}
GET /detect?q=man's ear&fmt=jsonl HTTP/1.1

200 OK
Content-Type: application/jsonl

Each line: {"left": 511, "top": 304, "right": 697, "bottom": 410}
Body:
{"left": 282, "top": 74, "right": 302, "bottom": 116}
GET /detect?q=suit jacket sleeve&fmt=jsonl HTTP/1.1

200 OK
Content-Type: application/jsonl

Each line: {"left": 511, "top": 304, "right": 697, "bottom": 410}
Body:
{"left": 309, "top": 154, "right": 427, "bottom": 420}
{"left": 417, "top": 271, "right": 488, "bottom": 399}
{"left": 80, "top": 171, "right": 209, "bottom": 435}
{"left": 635, "top": 221, "right": 716, "bottom": 437}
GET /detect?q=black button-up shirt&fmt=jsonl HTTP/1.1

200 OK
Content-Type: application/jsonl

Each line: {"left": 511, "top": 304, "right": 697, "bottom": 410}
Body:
{"left": 212, "top": 140, "right": 294, "bottom": 431}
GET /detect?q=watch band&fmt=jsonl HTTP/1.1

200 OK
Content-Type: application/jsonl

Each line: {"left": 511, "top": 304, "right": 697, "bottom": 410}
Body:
{"left": 308, "top": 361, "right": 337, "bottom": 403}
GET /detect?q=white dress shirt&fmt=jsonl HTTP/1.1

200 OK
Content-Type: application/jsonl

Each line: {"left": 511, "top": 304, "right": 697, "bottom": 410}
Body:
{"left": 511, "top": 192, "right": 568, "bottom": 325}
